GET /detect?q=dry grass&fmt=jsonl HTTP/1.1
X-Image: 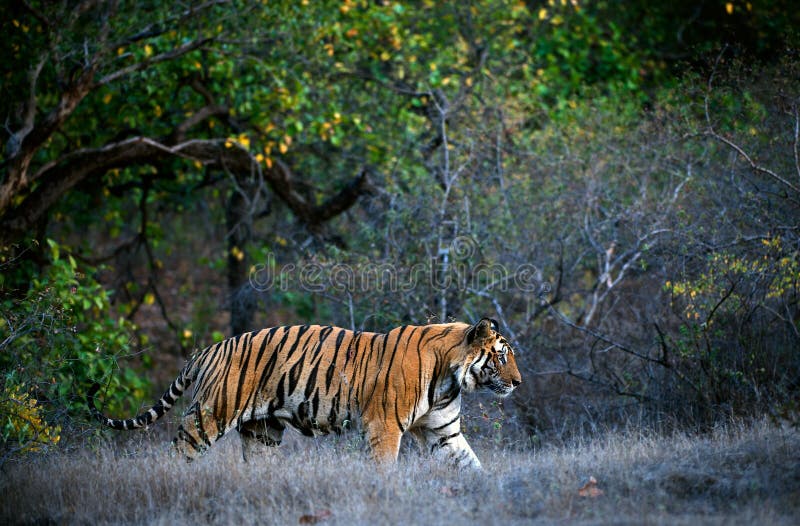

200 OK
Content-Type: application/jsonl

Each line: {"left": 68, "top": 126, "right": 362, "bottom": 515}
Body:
{"left": 1, "top": 419, "right": 798, "bottom": 525}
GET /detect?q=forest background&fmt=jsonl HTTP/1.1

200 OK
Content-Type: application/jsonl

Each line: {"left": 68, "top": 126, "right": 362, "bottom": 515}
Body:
{"left": 1, "top": 0, "right": 799, "bottom": 463}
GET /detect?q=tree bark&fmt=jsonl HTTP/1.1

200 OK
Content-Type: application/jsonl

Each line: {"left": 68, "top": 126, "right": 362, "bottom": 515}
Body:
{"left": 225, "top": 188, "right": 255, "bottom": 336}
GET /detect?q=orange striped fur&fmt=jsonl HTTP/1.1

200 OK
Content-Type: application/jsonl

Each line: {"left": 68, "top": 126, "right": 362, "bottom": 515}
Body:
{"left": 88, "top": 318, "right": 521, "bottom": 468}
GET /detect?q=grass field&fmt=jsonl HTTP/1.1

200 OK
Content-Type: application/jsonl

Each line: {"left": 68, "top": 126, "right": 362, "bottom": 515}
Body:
{"left": 1, "top": 418, "right": 798, "bottom": 525}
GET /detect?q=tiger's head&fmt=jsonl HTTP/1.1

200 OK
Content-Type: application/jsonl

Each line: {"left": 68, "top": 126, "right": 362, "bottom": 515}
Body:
{"left": 460, "top": 318, "right": 522, "bottom": 397}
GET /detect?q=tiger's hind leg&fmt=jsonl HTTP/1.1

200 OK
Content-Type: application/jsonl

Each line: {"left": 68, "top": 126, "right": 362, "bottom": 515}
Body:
{"left": 171, "top": 405, "right": 228, "bottom": 460}
{"left": 238, "top": 417, "right": 285, "bottom": 463}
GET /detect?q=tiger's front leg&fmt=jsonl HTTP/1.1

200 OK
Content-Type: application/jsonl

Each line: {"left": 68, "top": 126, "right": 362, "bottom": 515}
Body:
{"left": 410, "top": 415, "right": 482, "bottom": 469}
{"left": 364, "top": 421, "right": 403, "bottom": 465}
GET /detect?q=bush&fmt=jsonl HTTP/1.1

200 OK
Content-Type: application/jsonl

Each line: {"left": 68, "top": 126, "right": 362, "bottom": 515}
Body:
{"left": 0, "top": 240, "right": 150, "bottom": 461}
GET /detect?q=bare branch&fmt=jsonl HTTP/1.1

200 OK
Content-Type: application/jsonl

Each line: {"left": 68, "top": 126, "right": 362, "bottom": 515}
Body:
{"left": 4, "top": 55, "right": 47, "bottom": 159}
{"left": 706, "top": 129, "right": 800, "bottom": 196}
{"left": 547, "top": 302, "right": 665, "bottom": 366}
{"left": 793, "top": 103, "right": 800, "bottom": 183}
{"left": 704, "top": 46, "right": 800, "bottom": 198}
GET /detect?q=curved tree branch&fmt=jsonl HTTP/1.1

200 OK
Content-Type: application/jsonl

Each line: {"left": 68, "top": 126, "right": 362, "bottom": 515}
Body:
{"left": 0, "top": 135, "right": 371, "bottom": 244}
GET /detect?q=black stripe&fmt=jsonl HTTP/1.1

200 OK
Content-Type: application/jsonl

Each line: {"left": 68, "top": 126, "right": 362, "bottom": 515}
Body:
{"left": 274, "top": 374, "right": 286, "bottom": 407}
{"left": 432, "top": 414, "right": 460, "bottom": 431}
{"left": 394, "top": 398, "right": 406, "bottom": 433}
{"left": 356, "top": 333, "right": 381, "bottom": 402}
{"left": 194, "top": 404, "right": 212, "bottom": 447}
{"left": 174, "top": 426, "right": 200, "bottom": 451}
{"left": 304, "top": 359, "right": 321, "bottom": 400}
{"left": 427, "top": 370, "right": 438, "bottom": 410}
{"left": 232, "top": 332, "right": 255, "bottom": 417}
{"left": 218, "top": 334, "right": 247, "bottom": 419}
{"left": 239, "top": 328, "right": 273, "bottom": 414}
{"left": 287, "top": 359, "right": 304, "bottom": 395}
{"left": 285, "top": 325, "right": 311, "bottom": 360}
{"left": 416, "top": 335, "right": 424, "bottom": 409}
{"left": 249, "top": 327, "right": 287, "bottom": 406}
{"left": 325, "top": 329, "right": 347, "bottom": 390}
{"left": 434, "top": 384, "right": 460, "bottom": 410}
{"left": 312, "top": 390, "right": 320, "bottom": 421}
{"left": 382, "top": 326, "right": 410, "bottom": 416}
{"left": 431, "top": 432, "right": 461, "bottom": 453}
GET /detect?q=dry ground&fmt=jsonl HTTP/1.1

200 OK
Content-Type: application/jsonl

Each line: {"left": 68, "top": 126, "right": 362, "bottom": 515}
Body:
{"left": 1, "top": 418, "right": 798, "bottom": 525}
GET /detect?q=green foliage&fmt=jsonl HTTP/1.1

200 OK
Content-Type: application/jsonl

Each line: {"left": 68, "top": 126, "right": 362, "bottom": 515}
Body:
{"left": 0, "top": 241, "right": 150, "bottom": 456}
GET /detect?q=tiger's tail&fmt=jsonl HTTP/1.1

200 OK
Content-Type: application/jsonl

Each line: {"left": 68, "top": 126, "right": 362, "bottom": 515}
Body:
{"left": 87, "top": 371, "right": 192, "bottom": 430}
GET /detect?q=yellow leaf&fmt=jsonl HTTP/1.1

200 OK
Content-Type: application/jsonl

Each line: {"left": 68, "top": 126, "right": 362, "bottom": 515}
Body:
{"left": 725, "top": 2, "right": 733, "bottom": 14}
{"left": 279, "top": 142, "right": 288, "bottom": 154}
{"left": 144, "top": 44, "right": 153, "bottom": 57}
{"left": 117, "top": 46, "right": 126, "bottom": 56}
{"left": 144, "top": 292, "right": 155, "bottom": 305}
{"left": 183, "top": 328, "right": 193, "bottom": 339}
{"left": 103, "top": 93, "right": 113, "bottom": 104}
{"left": 539, "top": 8, "right": 548, "bottom": 20}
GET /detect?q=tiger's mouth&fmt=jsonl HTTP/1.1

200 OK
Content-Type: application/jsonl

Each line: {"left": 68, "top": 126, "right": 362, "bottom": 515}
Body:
{"left": 486, "top": 379, "right": 516, "bottom": 397}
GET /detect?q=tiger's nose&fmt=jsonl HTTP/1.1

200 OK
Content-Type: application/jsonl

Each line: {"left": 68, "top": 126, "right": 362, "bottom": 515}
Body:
{"left": 511, "top": 378, "right": 521, "bottom": 387}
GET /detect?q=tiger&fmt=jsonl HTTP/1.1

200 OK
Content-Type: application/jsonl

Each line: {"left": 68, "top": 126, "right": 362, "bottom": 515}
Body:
{"left": 87, "top": 318, "right": 521, "bottom": 468}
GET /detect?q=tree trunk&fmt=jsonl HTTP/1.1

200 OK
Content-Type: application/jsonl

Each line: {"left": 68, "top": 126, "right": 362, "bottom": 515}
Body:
{"left": 225, "top": 189, "right": 255, "bottom": 336}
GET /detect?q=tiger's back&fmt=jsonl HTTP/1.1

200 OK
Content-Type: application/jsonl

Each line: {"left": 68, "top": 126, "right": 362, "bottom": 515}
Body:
{"left": 88, "top": 319, "right": 521, "bottom": 468}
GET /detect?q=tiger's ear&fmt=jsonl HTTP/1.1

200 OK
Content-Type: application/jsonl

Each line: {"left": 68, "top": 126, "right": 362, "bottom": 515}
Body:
{"left": 467, "top": 318, "right": 496, "bottom": 344}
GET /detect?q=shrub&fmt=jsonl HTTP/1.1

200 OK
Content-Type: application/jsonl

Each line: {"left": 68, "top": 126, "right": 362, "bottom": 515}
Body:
{"left": 0, "top": 240, "right": 150, "bottom": 461}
